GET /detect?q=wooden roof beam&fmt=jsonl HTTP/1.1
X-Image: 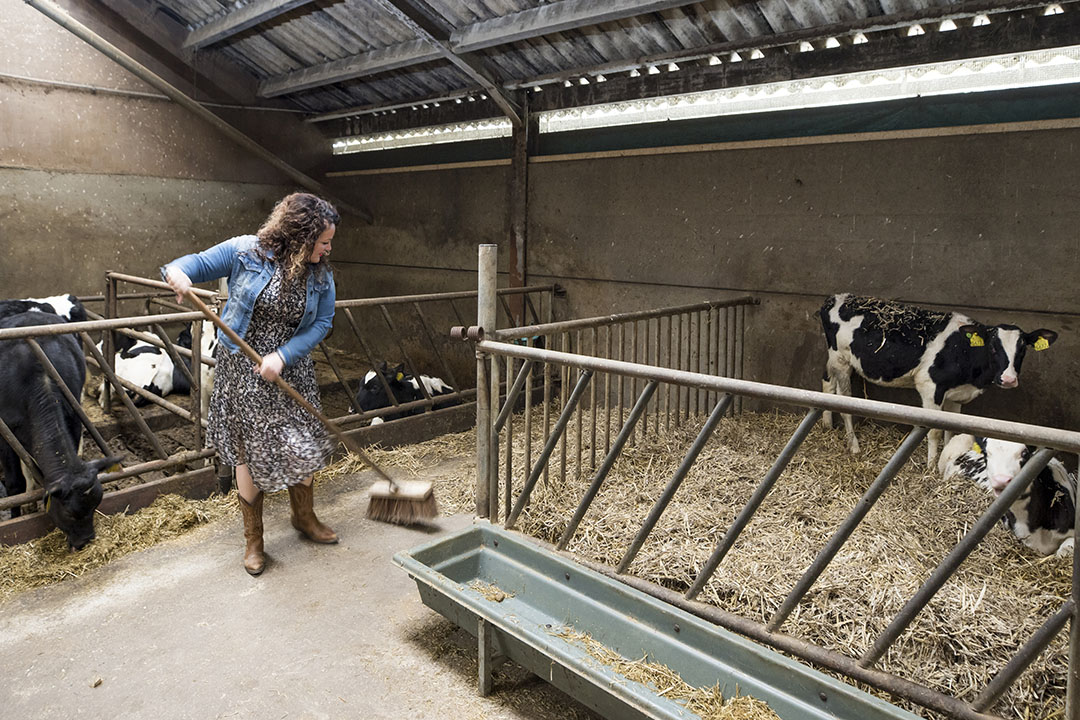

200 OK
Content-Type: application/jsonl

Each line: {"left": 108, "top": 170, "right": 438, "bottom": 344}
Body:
{"left": 451, "top": 0, "right": 706, "bottom": 53}
{"left": 183, "top": 0, "right": 315, "bottom": 50}
{"left": 378, "top": 0, "right": 522, "bottom": 127}
{"left": 259, "top": 39, "right": 442, "bottom": 97}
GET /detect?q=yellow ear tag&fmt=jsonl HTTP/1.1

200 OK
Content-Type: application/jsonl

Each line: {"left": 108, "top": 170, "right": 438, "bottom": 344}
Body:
{"left": 44, "top": 494, "right": 51, "bottom": 513}
{"left": 395, "top": 372, "right": 404, "bottom": 381}
{"left": 972, "top": 440, "right": 982, "bottom": 454}
{"left": 967, "top": 332, "right": 984, "bottom": 348}
{"left": 107, "top": 462, "right": 123, "bottom": 473}
{"left": 1034, "top": 337, "right": 1050, "bottom": 352}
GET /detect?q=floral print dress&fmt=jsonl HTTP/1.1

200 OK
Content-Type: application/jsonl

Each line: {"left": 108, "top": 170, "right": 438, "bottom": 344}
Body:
{"left": 207, "top": 264, "right": 332, "bottom": 492}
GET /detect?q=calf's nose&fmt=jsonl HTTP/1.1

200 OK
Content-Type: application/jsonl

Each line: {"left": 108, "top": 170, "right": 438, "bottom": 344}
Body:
{"left": 990, "top": 474, "right": 1012, "bottom": 494}
{"left": 998, "top": 373, "right": 1018, "bottom": 388}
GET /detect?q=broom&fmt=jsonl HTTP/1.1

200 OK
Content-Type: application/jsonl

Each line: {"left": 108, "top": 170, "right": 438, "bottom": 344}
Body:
{"left": 185, "top": 291, "right": 437, "bottom": 525}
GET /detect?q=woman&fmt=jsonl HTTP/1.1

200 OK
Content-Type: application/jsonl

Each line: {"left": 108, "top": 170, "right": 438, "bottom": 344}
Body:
{"left": 163, "top": 192, "right": 339, "bottom": 576}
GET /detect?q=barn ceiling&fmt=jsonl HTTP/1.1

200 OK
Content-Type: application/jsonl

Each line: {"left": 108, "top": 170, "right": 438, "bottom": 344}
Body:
{"left": 97, "top": 0, "right": 1080, "bottom": 137}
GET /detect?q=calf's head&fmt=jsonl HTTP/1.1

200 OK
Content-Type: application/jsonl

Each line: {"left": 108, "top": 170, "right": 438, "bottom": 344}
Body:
{"left": 45, "top": 456, "right": 123, "bottom": 550}
{"left": 959, "top": 324, "right": 1057, "bottom": 389}
{"left": 970, "top": 437, "right": 1033, "bottom": 495}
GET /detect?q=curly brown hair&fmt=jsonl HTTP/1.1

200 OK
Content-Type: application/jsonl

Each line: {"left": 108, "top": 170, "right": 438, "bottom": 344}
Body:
{"left": 256, "top": 192, "right": 340, "bottom": 285}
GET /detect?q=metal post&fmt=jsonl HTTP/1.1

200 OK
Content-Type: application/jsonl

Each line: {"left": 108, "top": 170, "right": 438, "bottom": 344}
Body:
{"left": 102, "top": 274, "right": 116, "bottom": 411}
{"left": 558, "top": 381, "right": 658, "bottom": 549}
{"left": 476, "top": 244, "right": 497, "bottom": 519}
{"left": 686, "top": 408, "right": 822, "bottom": 601}
{"left": 736, "top": 303, "right": 746, "bottom": 414}
{"left": 191, "top": 320, "right": 204, "bottom": 453}
{"left": 590, "top": 326, "right": 598, "bottom": 469}
{"left": 617, "top": 394, "right": 733, "bottom": 574}
{"left": 504, "top": 355, "right": 513, "bottom": 522}
{"left": 1071, "top": 449, "right": 1080, "bottom": 720}
{"left": 768, "top": 426, "right": 929, "bottom": 632}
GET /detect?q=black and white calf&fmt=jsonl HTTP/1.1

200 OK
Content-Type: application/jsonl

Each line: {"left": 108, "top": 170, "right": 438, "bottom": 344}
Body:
{"left": 0, "top": 294, "right": 87, "bottom": 323}
{"left": 820, "top": 293, "right": 1057, "bottom": 463}
{"left": 0, "top": 312, "right": 122, "bottom": 550}
{"left": 177, "top": 321, "right": 218, "bottom": 416}
{"left": 939, "top": 434, "right": 1075, "bottom": 557}
{"left": 353, "top": 363, "right": 454, "bottom": 425}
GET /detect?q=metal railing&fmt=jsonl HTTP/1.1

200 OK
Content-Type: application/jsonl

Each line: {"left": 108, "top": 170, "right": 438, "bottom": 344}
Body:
{"left": 463, "top": 245, "right": 1080, "bottom": 720}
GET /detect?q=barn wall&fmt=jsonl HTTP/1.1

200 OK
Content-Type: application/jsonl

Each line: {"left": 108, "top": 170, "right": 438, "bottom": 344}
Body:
{"left": 336, "top": 125, "right": 1080, "bottom": 431}
{"left": 0, "top": 1, "right": 295, "bottom": 302}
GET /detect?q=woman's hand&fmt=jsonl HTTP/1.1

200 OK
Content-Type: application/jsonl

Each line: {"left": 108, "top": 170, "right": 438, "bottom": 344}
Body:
{"left": 164, "top": 266, "right": 192, "bottom": 304}
{"left": 255, "top": 351, "right": 284, "bottom": 382}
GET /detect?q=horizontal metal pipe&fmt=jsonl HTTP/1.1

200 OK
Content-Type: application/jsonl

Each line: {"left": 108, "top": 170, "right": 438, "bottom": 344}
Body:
{"left": 0, "top": 448, "right": 217, "bottom": 510}
{"left": 495, "top": 296, "right": 758, "bottom": 340}
{"left": 335, "top": 285, "right": 556, "bottom": 309}
{"left": 331, "top": 388, "right": 478, "bottom": 426}
{"left": 973, "top": 600, "right": 1074, "bottom": 711}
{"left": 861, "top": 448, "right": 1055, "bottom": 668}
{"left": 77, "top": 292, "right": 175, "bottom": 302}
{"left": 105, "top": 272, "right": 219, "bottom": 298}
{"left": 83, "top": 309, "right": 218, "bottom": 368}
{"left": 477, "top": 340, "right": 1080, "bottom": 454}
{"left": 0, "top": 311, "right": 207, "bottom": 340}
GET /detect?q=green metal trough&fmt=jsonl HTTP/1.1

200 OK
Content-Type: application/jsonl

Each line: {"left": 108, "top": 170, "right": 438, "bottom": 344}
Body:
{"left": 393, "top": 523, "right": 920, "bottom": 720}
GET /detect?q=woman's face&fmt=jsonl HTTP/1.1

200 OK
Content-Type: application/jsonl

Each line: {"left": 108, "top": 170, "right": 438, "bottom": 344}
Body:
{"left": 309, "top": 224, "right": 335, "bottom": 263}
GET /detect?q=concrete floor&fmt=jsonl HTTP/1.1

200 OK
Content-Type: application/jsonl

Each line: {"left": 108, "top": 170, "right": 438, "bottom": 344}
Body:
{"left": 0, "top": 466, "right": 599, "bottom": 720}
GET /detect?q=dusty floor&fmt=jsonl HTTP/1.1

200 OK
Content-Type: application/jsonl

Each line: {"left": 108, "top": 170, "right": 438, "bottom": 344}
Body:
{"left": 0, "top": 460, "right": 599, "bottom": 720}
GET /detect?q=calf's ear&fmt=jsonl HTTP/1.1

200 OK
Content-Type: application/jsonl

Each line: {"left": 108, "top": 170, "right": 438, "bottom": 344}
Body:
{"left": 1025, "top": 329, "right": 1058, "bottom": 351}
{"left": 958, "top": 324, "right": 986, "bottom": 348}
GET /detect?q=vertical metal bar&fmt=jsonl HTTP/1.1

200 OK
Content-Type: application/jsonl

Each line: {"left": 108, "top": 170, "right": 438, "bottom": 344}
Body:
{"left": 604, "top": 326, "right": 612, "bottom": 457}
{"left": 631, "top": 320, "right": 640, "bottom": 442}
{"left": 506, "top": 370, "right": 594, "bottom": 529}
{"left": 525, "top": 337, "right": 534, "bottom": 478}
{"left": 975, "top": 600, "right": 1074, "bottom": 712}
{"left": 665, "top": 314, "right": 672, "bottom": 431}
{"left": 860, "top": 447, "right": 1055, "bottom": 667}
{"left": 643, "top": 318, "right": 651, "bottom": 437}
{"left": 726, "top": 307, "right": 736, "bottom": 416}
{"left": 82, "top": 332, "right": 168, "bottom": 459}
{"left": 524, "top": 292, "right": 540, "bottom": 325}
{"left": 706, "top": 308, "right": 716, "bottom": 409}
{"left": 617, "top": 323, "right": 625, "bottom": 430}
{"left": 719, "top": 306, "right": 729, "bottom": 382}
{"left": 695, "top": 311, "right": 703, "bottom": 415}
{"left": 653, "top": 317, "right": 661, "bottom": 435}
{"left": 558, "top": 381, "right": 658, "bottom": 549}
{"left": 589, "top": 327, "right": 598, "bottom": 470}
{"left": 414, "top": 302, "right": 460, "bottom": 391}
{"left": 191, "top": 318, "right": 203, "bottom": 452}
{"left": 575, "top": 329, "right": 583, "bottom": 481}
{"left": 25, "top": 338, "right": 111, "bottom": 456}
{"left": 559, "top": 333, "right": 568, "bottom": 484}
{"left": 478, "top": 617, "right": 495, "bottom": 696}
{"left": 736, "top": 303, "right": 746, "bottom": 414}
{"left": 150, "top": 324, "right": 195, "bottom": 387}
{"left": 617, "top": 394, "right": 733, "bottom": 573}
{"left": 542, "top": 335, "right": 551, "bottom": 487}
{"left": 686, "top": 408, "right": 822, "bottom": 601}
{"left": 504, "top": 354, "right": 513, "bottom": 523}
{"left": 476, "top": 244, "right": 497, "bottom": 519}
{"left": 102, "top": 275, "right": 116, "bottom": 411}
{"left": 489, "top": 341, "right": 501, "bottom": 522}
{"left": 767, "top": 426, "right": 929, "bottom": 633}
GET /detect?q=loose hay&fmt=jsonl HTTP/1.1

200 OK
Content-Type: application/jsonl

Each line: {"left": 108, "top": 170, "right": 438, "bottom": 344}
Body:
{"left": 470, "top": 579, "right": 514, "bottom": 602}
{"left": 346, "top": 404, "right": 1073, "bottom": 718}
{"left": 0, "top": 493, "right": 235, "bottom": 603}
{"left": 550, "top": 625, "right": 779, "bottom": 720}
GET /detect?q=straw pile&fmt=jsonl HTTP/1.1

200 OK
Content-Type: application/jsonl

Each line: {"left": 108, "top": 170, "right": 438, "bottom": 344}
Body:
{"left": 352, "top": 405, "right": 1072, "bottom": 719}
{"left": 551, "top": 625, "right": 779, "bottom": 720}
{"left": 0, "top": 493, "right": 235, "bottom": 603}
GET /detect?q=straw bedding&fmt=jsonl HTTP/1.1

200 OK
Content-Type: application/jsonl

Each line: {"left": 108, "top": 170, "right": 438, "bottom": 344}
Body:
{"left": 361, "top": 406, "right": 1072, "bottom": 719}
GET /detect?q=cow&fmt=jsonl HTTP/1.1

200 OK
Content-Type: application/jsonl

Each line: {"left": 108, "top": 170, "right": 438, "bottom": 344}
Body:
{"left": 939, "top": 434, "right": 1075, "bottom": 557}
{"left": 97, "top": 338, "right": 177, "bottom": 409}
{"left": 353, "top": 362, "right": 454, "bottom": 425}
{"left": 0, "top": 312, "right": 122, "bottom": 549}
{"left": 0, "top": 294, "right": 87, "bottom": 323}
{"left": 819, "top": 293, "right": 1057, "bottom": 465}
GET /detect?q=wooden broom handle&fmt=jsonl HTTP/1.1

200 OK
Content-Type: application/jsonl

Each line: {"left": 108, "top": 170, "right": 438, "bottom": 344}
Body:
{"left": 185, "top": 290, "right": 395, "bottom": 485}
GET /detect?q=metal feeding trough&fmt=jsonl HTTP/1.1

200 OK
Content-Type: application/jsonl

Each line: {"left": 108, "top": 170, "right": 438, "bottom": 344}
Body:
{"left": 393, "top": 524, "right": 918, "bottom": 720}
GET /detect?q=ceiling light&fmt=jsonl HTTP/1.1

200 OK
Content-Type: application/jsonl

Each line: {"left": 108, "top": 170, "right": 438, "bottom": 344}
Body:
{"left": 579, "top": 76, "right": 589, "bottom": 84}
{"left": 906, "top": 24, "right": 925, "bottom": 36}
{"left": 629, "top": 68, "right": 641, "bottom": 77}
{"left": 798, "top": 41, "right": 814, "bottom": 52}
{"left": 708, "top": 55, "right": 721, "bottom": 65}
{"left": 1045, "top": 4, "right": 1064, "bottom": 14}
{"left": 729, "top": 51, "right": 742, "bottom": 62}
{"left": 939, "top": 19, "right": 957, "bottom": 31}
{"left": 648, "top": 65, "right": 660, "bottom": 75}
{"left": 750, "top": 49, "right": 765, "bottom": 60}
{"left": 852, "top": 32, "right": 868, "bottom": 44}
{"left": 667, "top": 62, "right": 679, "bottom": 72}
{"left": 825, "top": 37, "right": 840, "bottom": 48}
{"left": 563, "top": 79, "right": 573, "bottom": 87}
{"left": 973, "top": 14, "right": 991, "bottom": 26}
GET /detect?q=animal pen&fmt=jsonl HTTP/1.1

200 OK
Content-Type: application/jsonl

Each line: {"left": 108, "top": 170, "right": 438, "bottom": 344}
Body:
{"left": 395, "top": 246, "right": 1080, "bottom": 720}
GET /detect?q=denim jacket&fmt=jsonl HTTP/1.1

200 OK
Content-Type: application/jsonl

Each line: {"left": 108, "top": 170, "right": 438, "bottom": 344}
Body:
{"left": 163, "top": 235, "right": 335, "bottom": 367}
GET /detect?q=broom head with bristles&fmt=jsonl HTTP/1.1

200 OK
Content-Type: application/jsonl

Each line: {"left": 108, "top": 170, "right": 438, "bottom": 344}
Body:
{"left": 366, "top": 479, "right": 438, "bottom": 525}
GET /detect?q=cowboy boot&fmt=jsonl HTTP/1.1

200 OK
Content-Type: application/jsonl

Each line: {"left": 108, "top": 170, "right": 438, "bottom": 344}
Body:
{"left": 288, "top": 482, "right": 338, "bottom": 544}
{"left": 238, "top": 493, "right": 265, "bottom": 575}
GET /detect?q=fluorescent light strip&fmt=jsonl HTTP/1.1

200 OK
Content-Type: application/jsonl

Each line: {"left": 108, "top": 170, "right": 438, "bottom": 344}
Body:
{"left": 333, "top": 118, "right": 512, "bottom": 155}
{"left": 538, "top": 45, "right": 1080, "bottom": 134}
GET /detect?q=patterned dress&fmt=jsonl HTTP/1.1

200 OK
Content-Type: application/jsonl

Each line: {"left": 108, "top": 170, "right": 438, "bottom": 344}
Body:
{"left": 207, "top": 264, "right": 332, "bottom": 492}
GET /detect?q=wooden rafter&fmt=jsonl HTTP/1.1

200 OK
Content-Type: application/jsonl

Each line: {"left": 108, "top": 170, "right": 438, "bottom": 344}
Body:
{"left": 183, "top": 0, "right": 314, "bottom": 50}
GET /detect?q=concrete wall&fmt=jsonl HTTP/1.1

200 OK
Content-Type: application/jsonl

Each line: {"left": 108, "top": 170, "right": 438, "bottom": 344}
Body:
{"left": 336, "top": 126, "right": 1080, "bottom": 431}
{"left": 0, "top": 0, "right": 295, "bottom": 304}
